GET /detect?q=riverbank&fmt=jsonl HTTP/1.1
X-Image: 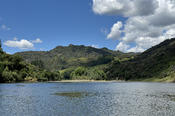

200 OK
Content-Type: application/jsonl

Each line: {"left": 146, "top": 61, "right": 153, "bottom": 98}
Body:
{"left": 48, "top": 80, "right": 124, "bottom": 83}
{"left": 130, "top": 76, "right": 175, "bottom": 83}
{"left": 1, "top": 77, "right": 174, "bottom": 83}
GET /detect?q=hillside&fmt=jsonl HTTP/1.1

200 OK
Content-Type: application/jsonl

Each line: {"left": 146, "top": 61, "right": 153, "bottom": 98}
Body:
{"left": 0, "top": 41, "right": 61, "bottom": 83}
{"left": 106, "top": 38, "right": 175, "bottom": 82}
{"left": 16, "top": 44, "right": 136, "bottom": 71}
{"left": 2, "top": 38, "right": 175, "bottom": 82}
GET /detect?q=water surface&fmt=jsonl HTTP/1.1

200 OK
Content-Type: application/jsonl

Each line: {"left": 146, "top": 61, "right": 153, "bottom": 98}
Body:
{"left": 0, "top": 82, "right": 175, "bottom": 116}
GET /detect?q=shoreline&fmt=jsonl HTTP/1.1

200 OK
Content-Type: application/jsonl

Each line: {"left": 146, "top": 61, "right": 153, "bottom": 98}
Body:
{"left": 48, "top": 80, "right": 124, "bottom": 83}
{"left": 1, "top": 79, "right": 174, "bottom": 84}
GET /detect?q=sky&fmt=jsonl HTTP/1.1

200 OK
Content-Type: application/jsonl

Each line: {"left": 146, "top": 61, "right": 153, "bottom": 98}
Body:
{"left": 0, "top": 0, "right": 175, "bottom": 54}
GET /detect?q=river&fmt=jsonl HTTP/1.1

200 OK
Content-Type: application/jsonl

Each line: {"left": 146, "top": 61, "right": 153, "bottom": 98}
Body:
{"left": 0, "top": 82, "right": 175, "bottom": 116}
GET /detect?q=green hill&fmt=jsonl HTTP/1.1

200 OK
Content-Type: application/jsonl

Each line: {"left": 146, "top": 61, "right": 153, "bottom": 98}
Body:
{"left": 106, "top": 38, "right": 175, "bottom": 82}
{"left": 16, "top": 44, "right": 136, "bottom": 71}
{"left": 0, "top": 41, "right": 61, "bottom": 83}
{"left": 2, "top": 38, "right": 175, "bottom": 82}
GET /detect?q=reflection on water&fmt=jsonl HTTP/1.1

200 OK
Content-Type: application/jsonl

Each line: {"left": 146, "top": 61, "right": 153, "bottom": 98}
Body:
{"left": 0, "top": 82, "right": 175, "bottom": 116}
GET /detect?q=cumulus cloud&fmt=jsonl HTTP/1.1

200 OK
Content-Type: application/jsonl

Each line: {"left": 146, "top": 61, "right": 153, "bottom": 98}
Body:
{"left": 4, "top": 38, "right": 34, "bottom": 49}
{"left": 115, "top": 42, "right": 129, "bottom": 52}
{"left": 92, "top": 0, "right": 175, "bottom": 52}
{"left": 32, "top": 38, "right": 42, "bottom": 43}
{"left": 107, "top": 21, "right": 123, "bottom": 40}
{"left": 93, "top": 0, "right": 158, "bottom": 17}
{"left": 91, "top": 44, "right": 99, "bottom": 48}
{"left": 127, "top": 46, "right": 145, "bottom": 53}
{"left": 165, "top": 29, "right": 175, "bottom": 38}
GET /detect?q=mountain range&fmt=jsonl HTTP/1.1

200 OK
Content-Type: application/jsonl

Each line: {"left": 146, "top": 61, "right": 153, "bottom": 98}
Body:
{"left": 16, "top": 44, "right": 137, "bottom": 71}
{"left": 2, "top": 38, "right": 174, "bottom": 82}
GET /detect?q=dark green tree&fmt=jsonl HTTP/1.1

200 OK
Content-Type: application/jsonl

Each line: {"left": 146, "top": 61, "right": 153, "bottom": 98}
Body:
{"left": 0, "top": 39, "right": 2, "bottom": 53}
{"left": 31, "top": 60, "right": 44, "bottom": 69}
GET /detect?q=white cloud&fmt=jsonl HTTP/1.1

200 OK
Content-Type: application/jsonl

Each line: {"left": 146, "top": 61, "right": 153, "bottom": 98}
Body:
{"left": 115, "top": 42, "right": 129, "bottom": 52}
{"left": 91, "top": 44, "right": 99, "bottom": 48}
{"left": 92, "top": 0, "right": 124, "bottom": 15}
{"left": 165, "top": 29, "right": 175, "bottom": 39}
{"left": 92, "top": 0, "right": 158, "bottom": 17}
{"left": 4, "top": 38, "right": 34, "bottom": 49}
{"left": 40, "top": 48, "right": 44, "bottom": 51}
{"left": 127, "top": 46, "right": 145, "bottom": 53}
{"left": 32, "top": 38, "right": 42, "bottom": 43}
{"left": 107, "top": 21, "right": 123, "bottom": 40}
{"left": 1, "top": 24, "right": 11, "bottom": 31}
{"left": 92, "top": 0, "right": 175, "bottom": 52}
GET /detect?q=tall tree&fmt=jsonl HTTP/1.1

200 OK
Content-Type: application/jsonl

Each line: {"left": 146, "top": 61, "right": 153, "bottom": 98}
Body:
{"left": 0, "top": 39, "right": 2, "bottom": 53}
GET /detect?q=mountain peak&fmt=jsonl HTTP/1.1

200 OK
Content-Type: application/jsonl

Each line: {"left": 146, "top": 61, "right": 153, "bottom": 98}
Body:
{"left": 16, "top": 44, "right": 124, "bottom": 71}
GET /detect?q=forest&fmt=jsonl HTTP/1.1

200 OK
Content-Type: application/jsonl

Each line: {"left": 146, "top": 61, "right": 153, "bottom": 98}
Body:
{"left": 1, "top": 38, "right": 175, "bottom": 83}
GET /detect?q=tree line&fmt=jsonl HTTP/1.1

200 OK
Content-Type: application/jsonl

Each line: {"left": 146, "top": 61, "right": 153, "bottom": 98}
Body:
{"left": 0, "top": 40, "right": 61, "bottom": 83}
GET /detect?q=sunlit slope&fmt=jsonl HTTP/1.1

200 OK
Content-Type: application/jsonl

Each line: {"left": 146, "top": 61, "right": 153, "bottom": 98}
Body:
{"left": 106, "top": 38, "right": 175, "bottom": 82}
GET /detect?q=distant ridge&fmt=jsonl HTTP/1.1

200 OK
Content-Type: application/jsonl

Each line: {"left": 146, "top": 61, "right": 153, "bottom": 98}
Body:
{"left": 16, "top": 44, "right": 136, "bottom": 71}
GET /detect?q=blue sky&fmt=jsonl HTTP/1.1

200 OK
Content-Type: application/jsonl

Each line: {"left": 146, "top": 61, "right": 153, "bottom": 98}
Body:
{"left": 0, "top": 0, "right": 126, "bottom": 54}
{"left": 1, "top": 0, "right": 175, "bottom": 54}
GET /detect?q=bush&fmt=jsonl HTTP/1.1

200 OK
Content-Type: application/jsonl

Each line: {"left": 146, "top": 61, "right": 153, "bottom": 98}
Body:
{"left": 60, "top": 68, "right": 75, "bottom": 80}
{"left": 43, "top": 71, "right": 61, "bottom": 81}
{"left": 70, "top": 67, "right": 87, "bottom": 79}
{"left": 2, "top": 67, "right": 16, "bottom": 82}
{"left": 69, "top": 66, "right": 107, "bottom": 80}
{"left": 31, "top": 60, "right": 44, "bottom": 69}
{"left": 88, "top": 68, "right": 107, "bottom": 80}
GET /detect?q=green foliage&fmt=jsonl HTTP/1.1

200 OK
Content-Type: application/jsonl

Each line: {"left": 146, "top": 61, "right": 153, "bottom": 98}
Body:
{"left": 0, "top": 46, "right": 61, "bottom": 83}
{"left": 2, "top": 38, "right": 175, "bottom": 82}
{"left": 43, "top": 71, "right": 61, "bottom": 81}
{"left": 105, "top": 38, "right": 175, "bottom": 81}
{"left": 31, "top": 60, "right": 44, "bottom": 69}
{"left": 71, "top": 67, "right": 87, "bottom": 79}
{"left": 60, "top": 68, "right": 75, "bottom": 79}
{"left": 0, "top": 52, "right": 27, "bottom": 82}
{"left": 13, "top": 44, "right": 138, "bottom": 82}
{"left": 2, "top": 67, "right": 16, "bottom": 82}
{"left": 16, "top": 44, "right": 137, "bottom": 71}
{"left": 69, "top": 66, "right": 107, "bottom": 80}
{"left": 85, "top": 55, "right": 114, "bottom": 67}
{"left": 87, "top": 68, "right": 107, "bottom": 80}
{"left": 0, "top": 40, "right": 2, "bottom": 53}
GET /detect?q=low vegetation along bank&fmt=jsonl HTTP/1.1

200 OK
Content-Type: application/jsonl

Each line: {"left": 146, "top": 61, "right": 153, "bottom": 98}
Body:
{"left": 1, "top": 38, "right": 175, "bottom": 83}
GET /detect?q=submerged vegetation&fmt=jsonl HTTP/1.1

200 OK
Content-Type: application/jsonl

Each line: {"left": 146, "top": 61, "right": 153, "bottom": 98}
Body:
{"left": 53, "top": 92, "right": 93, "bottom": 98}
